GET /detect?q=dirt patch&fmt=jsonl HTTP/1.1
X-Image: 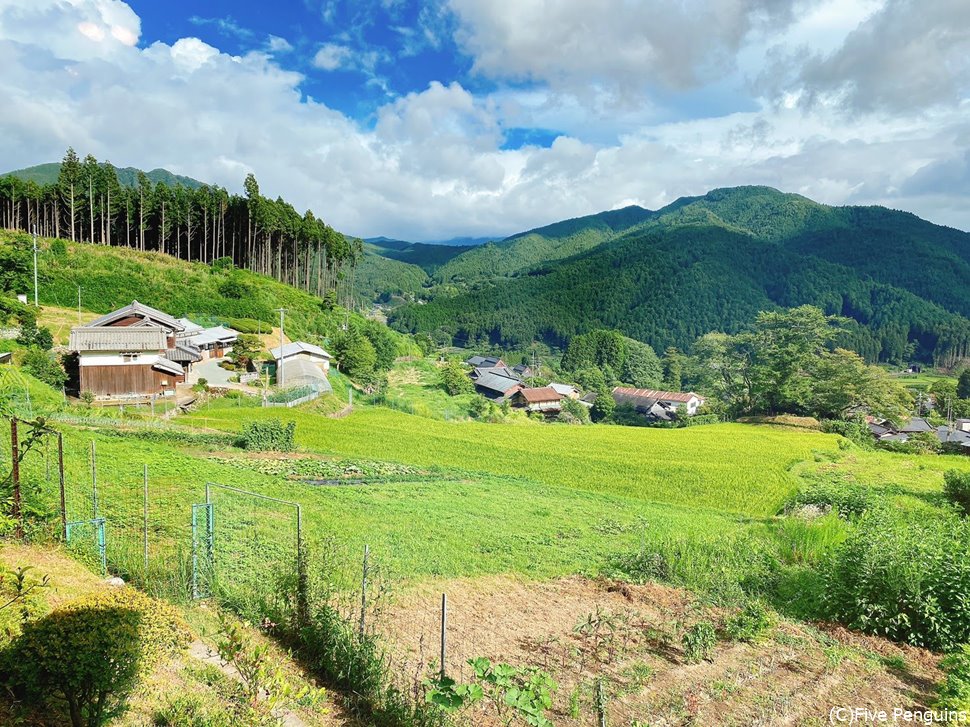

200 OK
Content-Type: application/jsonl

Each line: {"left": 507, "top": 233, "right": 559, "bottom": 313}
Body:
{"left": 388, "top": 365, "right": 427, "bottom": 387}
{"left": 382, "top": 575, "right": 942, "bottom": 726}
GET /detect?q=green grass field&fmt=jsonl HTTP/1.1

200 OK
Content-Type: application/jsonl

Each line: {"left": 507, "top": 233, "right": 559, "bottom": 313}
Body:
{"left": 186, "top": 402, "right": 839, "bottom": 516}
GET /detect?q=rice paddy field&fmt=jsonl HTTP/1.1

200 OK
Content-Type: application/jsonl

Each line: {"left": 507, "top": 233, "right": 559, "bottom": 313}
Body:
{"left": 186, "top": 402, "right": 841, "bottom": 517}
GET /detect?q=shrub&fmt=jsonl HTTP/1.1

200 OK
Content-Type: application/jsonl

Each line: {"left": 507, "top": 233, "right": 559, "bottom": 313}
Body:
{"left": 725, "top": 601, "right": 777, "bottom": 643}
{"left": 936, "top": 644, "right": 970, "bottom": 711}
{"left": 559, "top": 397, "right": 590, "bottom": 424}
{"left": 440, "top": 359, "right": 473, "bottom": 396}
{"left": 823, "top": 509, "right": 970, "bottom": 650}
{"left": 1, "top": 588, "right": 190, "bottom": 727}
{"left": 682, "top": 621, "right": 717, "bottom": 663}
{"left": 240, "top": 419, "right": 296, "bottom": 451}
{"left": 944, "top": 470, "right": 970, "bottom": 515}
{"left": 785, "top": 480, "right": 877, "bottom": 519}
{"left": 21, "top": 347, "right": 66, "bottom": 389}
{"left": 820, "top": 419, "right": 874, "bottom": 449}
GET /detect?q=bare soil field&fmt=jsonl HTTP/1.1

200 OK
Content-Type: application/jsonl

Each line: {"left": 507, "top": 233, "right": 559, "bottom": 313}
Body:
{"left": 384, "top": 576, "right": 940, "bottom": 726}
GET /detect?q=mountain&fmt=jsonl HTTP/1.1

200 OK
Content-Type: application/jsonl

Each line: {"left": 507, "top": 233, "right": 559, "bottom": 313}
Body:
{"left": 363, "top": 237, "right": 474, "bottom": 274}
{"left": 390, "top": 186, "right": 970, "bottom": 366}
{"left": 3, "top": 162, "right": 205, "bottom": 189}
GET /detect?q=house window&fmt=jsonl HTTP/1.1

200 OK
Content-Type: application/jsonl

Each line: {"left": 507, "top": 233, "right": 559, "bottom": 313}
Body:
{"left": 121, "top": 352, "right": 140, "bottom": 362}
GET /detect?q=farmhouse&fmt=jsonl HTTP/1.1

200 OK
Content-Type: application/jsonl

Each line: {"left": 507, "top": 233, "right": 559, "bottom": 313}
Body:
{"left": 549, "top": 382, "right": 580, "bottom": 399}
{"left": 470, "top": 365, "right": 520, "bottom": 381}
{"left": 510, "top": 386, "right": 563, "bottom": 413}
{"left": 69, "top": 325, "right": 185, "bottom": 399}
{"left": 69, "top": 300, "right": 197, "bottom": 399}
{"left": 473, "top": 369, "right": 524, "bottom": 401}
{"left": 612, "top": 387, "right": 706, "bottom": 416}
{"left": 189, "top": 325, "right": 239, "bottom": 359}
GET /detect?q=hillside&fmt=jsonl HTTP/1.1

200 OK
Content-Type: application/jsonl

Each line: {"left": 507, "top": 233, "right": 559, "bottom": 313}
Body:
{"left": 3, "top": 161, "right": 205, "bottom": 189}
{"left": 0, "top": 230, "right": 375, "bottom": 344}
{"left": 391, "top": 187, "right": 970, "bottom": 364}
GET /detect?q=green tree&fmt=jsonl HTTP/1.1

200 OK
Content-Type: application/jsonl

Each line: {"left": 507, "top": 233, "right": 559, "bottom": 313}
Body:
{"left": 229, "top": 334, "right": 262, "bottom": 370}
{"left": 57, "top": 147, "right": 82, "bottom": 242}
{"left": 590, "top": 387, "right": 615, "bottom": 422}
{"left": 441, "top": 359, "right": 473, "bottom": 396}
{"left": 809, "top": 349, "right": 912, "bottom": 423}
{"left": 661, "top": 346, "right": 685, "bottom": 390}
{"left": 21, "top": 349, "right": 66, "bottom": 389}
{"left": 335, "top": 329, "right": 377, "bottom": 380}
{"left": 620, "top": 340, "right": 662, "bottom": 388}
{"left": 958, "top": 370, "right": 970, "bottom": 400}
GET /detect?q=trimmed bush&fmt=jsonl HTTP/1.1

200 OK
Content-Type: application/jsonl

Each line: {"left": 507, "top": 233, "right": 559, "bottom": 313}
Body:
{"left": 1, "top": 588, "right": 190, "bottom": 727}
{"left": 944, "top": 470, "right": 970, "bottom": 515}
{"left": 240, "top": 419, "right": 296, "bottom": 451}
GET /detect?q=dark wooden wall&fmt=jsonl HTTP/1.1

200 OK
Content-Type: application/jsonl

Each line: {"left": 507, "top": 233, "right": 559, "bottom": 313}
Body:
{"left": 79, "top": 364, "right": 182, "bottom": 397}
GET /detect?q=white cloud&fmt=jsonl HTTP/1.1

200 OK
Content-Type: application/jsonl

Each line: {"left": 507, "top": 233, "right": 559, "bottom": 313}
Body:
{"left": 312, "top": 42, "right": 351, "bottom": 71}
{"left": 0, "top": 0, "right": 967, "bottom": 240}
{"left": 267, "top": 35, "right": 293, "bottom": 53}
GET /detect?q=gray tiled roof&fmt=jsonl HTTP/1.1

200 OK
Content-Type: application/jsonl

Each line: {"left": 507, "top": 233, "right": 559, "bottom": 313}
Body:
{"left": 69, "top": 326, "right": 167, "bottom": 352}
{"left": 88, "top": 300, "right": 182, "bottom": 332}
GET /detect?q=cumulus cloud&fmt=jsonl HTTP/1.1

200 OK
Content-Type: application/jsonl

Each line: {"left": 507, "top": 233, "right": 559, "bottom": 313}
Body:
{"left": 312, "top": 42, "right": 352, "bottom": 70}
{"left": 448, "top": 0, "right": 818, "bottom": 98}
{"left": 0, "top": 0, "right": 968, "bottom": 239}
{"left": 763, "top": 0, "right": 970, "bottom": 113}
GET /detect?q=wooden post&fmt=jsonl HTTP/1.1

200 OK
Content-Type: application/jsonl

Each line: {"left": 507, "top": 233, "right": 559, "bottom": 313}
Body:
{"left": 58, "top": 432, "right": 66, "bottom": 541}
{"left": 440, "top": 593, "right": 447, "bottom": 681}
{"left": 10, "top": 419, "right": 22, "bottom": 540}
{"left": 143, "top": 464, "right": 149, "bottom": 579}
{"left": 90, "top": 440, "right": 98, "bottom": 518}
{"left": 359, "top": 544, "right": 369, "bottom": 637}
{"left": 596, "top": 679, "right": 607, "bottom": 727}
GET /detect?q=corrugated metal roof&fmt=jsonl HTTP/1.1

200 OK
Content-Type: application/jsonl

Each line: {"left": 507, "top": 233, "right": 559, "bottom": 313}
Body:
{"left": 474, "top": 371, "right": 523, "bottom": 394}
{"left": 271, "top": 341, "right": 331, "bottom": 360}
{"left": 516, "top": 386, "right": 562, "bottom": 403}
{"left": 70, "top": 326, "right": 167, "bottom": 352}
{"left": 88, "top": 300, "right": 182, "bottom": 332}
{"left": 549, "top": 383, "right": 577, "bottom": 396}
{"left": 190, "top": 326, "right": 239, "bottom": 347}
{"left": 612, "top": 387, "right": 703, "bottom": 404}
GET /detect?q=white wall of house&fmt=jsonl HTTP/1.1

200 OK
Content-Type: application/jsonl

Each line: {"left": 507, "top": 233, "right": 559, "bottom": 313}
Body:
{"left": 658, "top": 396, "right": 703, "bottom": 415}
{"left": 280, "top": 352, "right": 330, "bottom": 372}
{"left": 78, "top": 352, "right": 164, "bottom": 367}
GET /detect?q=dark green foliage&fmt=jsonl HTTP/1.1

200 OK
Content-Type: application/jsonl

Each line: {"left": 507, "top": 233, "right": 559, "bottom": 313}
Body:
{"left": 590, "top": 388, "right": 615, "bottom": 422}
{"left": 16, "top": 311, "right": 54, "bottom": 351}
{"left": 392, "top": 187, "right": 970, "bottom": 367}
{"left": 228, "top": 334, "right": 261, "bottom": 370}
{"left": 240, "top": 419, "right": 296, "bottom": 452}
{"left": 944, "top": 470, "right": 970, "bottom": 515}
{"left": 822, "top": 509, "right": 970, "bottom": 650}
{"left": 819, "top": 419, "right": 875, "bottom": 450}
{"left": 216, "top": 270, "right": 255, "bottom": 299}
{"left": 21, "top": 348, "right": 66, "bottom": 389}
{"left": 682, "top": 621, "right": 717, "bottom": 663}
{"left": 558, "top": 397, "right": 590, "bottom": 424}
{"left": 334, "top": 329, "right": 378, "bottom": 381}
{"left": 441, "top": 359, "right": 474, "bottom": 395}
{"left": 958, "top": 369, "right": 970, "bottom": 399}
{"left": 1, "top": 589, "right": 190, "bottom": 727}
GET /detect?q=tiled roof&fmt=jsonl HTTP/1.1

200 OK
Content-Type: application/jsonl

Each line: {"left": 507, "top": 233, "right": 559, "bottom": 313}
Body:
{"left": 190, "top": 326, "right": 239, "bottom": 347}
{"left": 152, "top": 359, "right": 185, "bottom": 377}
{"left": 88, "top": 300, "right": 182, "bottom": 332}
{"left": 474, "top": 371, "right": 523, "bottom": 394}
{"left": 467, "top": 355, "right": 504, "bottom": 368}
{"left": 900, "top": 417, "right": 932, "bottom": 433}
{"left": 69, "top": 326, "right": 167, "bottom": 352}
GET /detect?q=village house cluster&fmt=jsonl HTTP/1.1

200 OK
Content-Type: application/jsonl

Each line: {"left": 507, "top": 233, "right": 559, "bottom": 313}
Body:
{"left": 464, "top": 354, "right": 706, "bottom": 420}
{"left": 66, "top": 300, "right": 332, "bottom": 401}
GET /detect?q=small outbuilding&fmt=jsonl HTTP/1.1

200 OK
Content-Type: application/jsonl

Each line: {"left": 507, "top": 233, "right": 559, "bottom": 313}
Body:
{"left": 510, "top": 386, "right": 563, "bottom": 413}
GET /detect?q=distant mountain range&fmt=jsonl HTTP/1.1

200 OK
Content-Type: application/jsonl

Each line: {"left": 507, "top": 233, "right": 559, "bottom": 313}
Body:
{"left": 3, "top": 162, "right": 205, "bottom": 189}
{"left": 381, "top": 186, "right": 970, "bottom": 366}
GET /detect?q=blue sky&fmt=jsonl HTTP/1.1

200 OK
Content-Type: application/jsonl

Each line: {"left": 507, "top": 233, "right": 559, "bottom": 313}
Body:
{"left": 0, "top": 0, "right": 968, "bottom": 239}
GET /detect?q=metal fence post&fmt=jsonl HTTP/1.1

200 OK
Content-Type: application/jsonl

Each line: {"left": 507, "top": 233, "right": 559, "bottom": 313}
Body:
{"left": 90, "top": 440, "right": 98, "bottom": 518}
{"left": 143, "top": 464, "right": 149, "bottom": 579}
{"left": 359, "top": 544, "right": 369, "bottom": 637}
{"left": 10, "top": 419, "right": 22, "bottom": 540}
{"left": 440, "top": 593, "right": 447, "bottom": 681}
{"left": 58, "top": 432, "right": 66, "bottom": 541}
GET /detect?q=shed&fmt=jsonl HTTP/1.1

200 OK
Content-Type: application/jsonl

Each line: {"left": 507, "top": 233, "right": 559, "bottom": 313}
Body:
{"left": 510, "top": 386, "right": 563, "bottom": 413}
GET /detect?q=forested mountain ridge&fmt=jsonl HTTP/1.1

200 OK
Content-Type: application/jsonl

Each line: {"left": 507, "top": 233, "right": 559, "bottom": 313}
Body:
{"left": 390, "top": 187, "right": 970, "bottom": 366}
{"left": 4, "top": 162, "right": 205, "bottom": 190}
{"left": 432, "top": 204, "right": 657, "bottom": 284}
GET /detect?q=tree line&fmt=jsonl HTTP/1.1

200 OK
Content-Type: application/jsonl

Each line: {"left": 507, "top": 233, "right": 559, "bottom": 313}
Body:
{"left": 0, "top": 149, "right": 362, "bottom": 303}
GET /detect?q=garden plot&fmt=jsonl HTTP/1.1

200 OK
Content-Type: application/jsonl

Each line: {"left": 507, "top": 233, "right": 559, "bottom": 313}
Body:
{"left": 382, "top": 576, "right": 940, "bottom": 726}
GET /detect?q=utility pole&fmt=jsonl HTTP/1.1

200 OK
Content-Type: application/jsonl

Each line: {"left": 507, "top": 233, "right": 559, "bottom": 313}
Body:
{"left": 276, "top": 307, "right": 287, "bottom": 387}
{"left": 32, "top": 226, "right": 39, "bottom": 307}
